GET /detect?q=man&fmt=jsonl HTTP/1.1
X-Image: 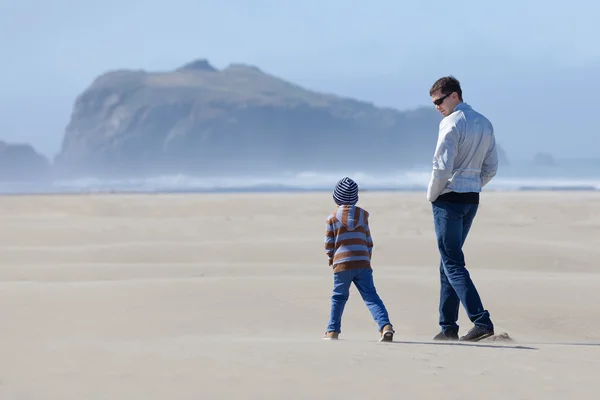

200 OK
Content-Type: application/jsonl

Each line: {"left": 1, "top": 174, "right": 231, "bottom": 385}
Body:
{"left": 427, "top": 76, "right": 498, "bottom": 342}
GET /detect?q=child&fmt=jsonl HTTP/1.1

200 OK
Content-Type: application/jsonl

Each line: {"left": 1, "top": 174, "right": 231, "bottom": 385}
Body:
{"left": 322, "top": 177, "right": 394, "bottom": 342}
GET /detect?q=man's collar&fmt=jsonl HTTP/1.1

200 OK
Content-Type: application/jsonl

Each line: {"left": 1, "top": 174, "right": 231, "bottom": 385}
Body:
{"left": 453, "top": 102, "right": 471, "bottom": 112}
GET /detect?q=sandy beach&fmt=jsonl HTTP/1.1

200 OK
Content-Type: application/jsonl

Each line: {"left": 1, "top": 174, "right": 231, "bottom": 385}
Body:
{"left": 0, "top": 191, "right": 599, "bottom": 399}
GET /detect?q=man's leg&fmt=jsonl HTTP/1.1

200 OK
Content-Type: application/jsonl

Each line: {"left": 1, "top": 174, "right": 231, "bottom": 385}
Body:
{"left": 438, "top": 258, "right": 460, "bottom": 334}
{"left": 326, "top": 270, "right": 353, "bottom": 333}
{"left": 352, "top": 268, "right": 392, "bottom": 331}
{"left": 434, "top": 203, "right": 461, "bottom": 335}
{"left": 461, "top": 204, "right": 477, "bottom": 244}
{"left": 436, "top": 203, "right": 479, "bottom": 333}
{"left": 433, "top": 201, "right": 493, "bottom": 332}
{"left": 456, "top": 204, "right": 494, "bottom": 342}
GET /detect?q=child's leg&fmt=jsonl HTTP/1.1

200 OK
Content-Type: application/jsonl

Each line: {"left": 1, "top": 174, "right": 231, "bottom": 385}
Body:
{"left": 353, "top": 268, "right": 392, "bottom": 331}
{"left": 326, "top": 270, "right": 353, "bottom": 333}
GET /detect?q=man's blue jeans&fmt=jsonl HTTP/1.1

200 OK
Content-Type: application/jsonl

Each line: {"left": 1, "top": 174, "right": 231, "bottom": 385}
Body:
{"left": 432, "top": 200, "right": 494, "bottom": 333}
{"left": 327, "top": 268, "right": 391, "bottom": 333}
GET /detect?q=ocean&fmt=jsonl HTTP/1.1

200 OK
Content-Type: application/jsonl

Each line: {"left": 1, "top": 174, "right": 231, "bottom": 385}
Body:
{"left": 1, "top": 160, "right": 598, "bottom": 195}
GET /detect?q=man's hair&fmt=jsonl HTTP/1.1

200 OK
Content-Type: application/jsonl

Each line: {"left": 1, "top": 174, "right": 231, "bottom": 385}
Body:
{"left": 429, "top": 76, "right": 463, "bottom": 101}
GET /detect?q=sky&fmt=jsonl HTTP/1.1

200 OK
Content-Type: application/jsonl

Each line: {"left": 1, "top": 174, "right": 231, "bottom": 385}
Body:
{"left": 1, "top": 0, "right": 598, "bottom": 161}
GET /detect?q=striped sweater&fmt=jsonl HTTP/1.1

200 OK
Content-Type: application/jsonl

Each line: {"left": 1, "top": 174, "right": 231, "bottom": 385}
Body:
{"left": 324, "top": 205, "right": 373, "bottom": 273}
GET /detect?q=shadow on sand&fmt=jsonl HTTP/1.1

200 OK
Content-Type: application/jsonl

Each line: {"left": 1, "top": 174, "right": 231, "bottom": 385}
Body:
{"left": 529, "top": 341, "right": 600, "bottom": 347}
{"left": 389, "top": 340, "right": 539, "bottom": 351}
{"left": 388, "top": 340, "right": 600, "bottom": 350}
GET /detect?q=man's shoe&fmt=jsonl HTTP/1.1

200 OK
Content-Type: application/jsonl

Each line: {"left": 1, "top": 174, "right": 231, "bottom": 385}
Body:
{"left": 379, "top": 324, "right": 394, "bottom": 342}
{"left": 322, "top": 331, "right": 339, "bottom": 340}
{"left": 433, "top": 330, "right": 459, "bottom": 341}
{"left": 459, "top": 326, "right": 494, "bottom": 342}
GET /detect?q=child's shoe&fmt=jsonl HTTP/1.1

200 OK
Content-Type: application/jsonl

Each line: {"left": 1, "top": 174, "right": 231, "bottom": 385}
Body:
{"left": 323, "top": 331, "right": 339, "bottom": 340}
{"left": 379, "top": 324, "right": 394, "bottom": 342}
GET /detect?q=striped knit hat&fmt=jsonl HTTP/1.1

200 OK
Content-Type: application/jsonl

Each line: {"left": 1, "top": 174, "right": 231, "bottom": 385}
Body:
{"left": 333, "top": 177, "right": 359, "bottom": 206}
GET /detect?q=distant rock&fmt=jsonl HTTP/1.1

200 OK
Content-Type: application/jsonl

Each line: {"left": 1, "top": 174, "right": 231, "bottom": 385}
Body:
{"left": 0, "top": 141, "right": 51, "bottom": 182}
{"left": 533, "top": 152, "right": 556, "bottom": 167}
{"left": 176, "top": 59, "right": 218, "bottom": 72}
{"left": 497, "top": 145, "right": 510, "bottom": 166}
{"left": 52, "top": 58, "right": 510, "bottom": 178}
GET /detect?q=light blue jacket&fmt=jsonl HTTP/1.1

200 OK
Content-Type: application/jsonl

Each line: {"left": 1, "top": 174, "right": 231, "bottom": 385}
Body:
{"left": 427, "top": 102, "right": 498, "bottom": 202}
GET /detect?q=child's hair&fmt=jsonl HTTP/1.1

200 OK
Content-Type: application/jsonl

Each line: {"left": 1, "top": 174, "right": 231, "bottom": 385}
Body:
{"left": 333, "top": 177, "right": 359, "bottom": 206}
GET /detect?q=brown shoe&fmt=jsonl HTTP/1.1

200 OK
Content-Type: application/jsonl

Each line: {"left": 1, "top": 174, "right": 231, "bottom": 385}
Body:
{"left": 323, "top": 331, "right": 339, "bottom": 340}
{"left": 379, "top": 324, "right": 394, "bottom": 342}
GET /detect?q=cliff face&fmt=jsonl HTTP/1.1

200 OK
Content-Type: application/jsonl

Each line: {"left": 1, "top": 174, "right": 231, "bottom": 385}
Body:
{"left": 53, "top": 59, "right": 448, "bottom": 178}
{"left": 0, "top": 141, "right": 51, "bottom": 182}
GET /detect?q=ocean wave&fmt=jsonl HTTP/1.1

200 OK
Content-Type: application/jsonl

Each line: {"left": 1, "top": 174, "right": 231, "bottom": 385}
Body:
{"left": 51, "top": 170, "right": 600, "bottom": 191}
{"left": 0, "top": 170, "right": 598, "bottom": 194}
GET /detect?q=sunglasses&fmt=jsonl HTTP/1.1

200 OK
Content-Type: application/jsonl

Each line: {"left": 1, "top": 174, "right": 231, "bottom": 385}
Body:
{"left": 433, "top": 92, "right": 453, "bottom": 106}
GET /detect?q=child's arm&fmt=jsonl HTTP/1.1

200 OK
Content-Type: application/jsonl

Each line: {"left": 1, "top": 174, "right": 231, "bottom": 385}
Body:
{"left": 365, "top": 222, "right": 373, "bottom": 260}
{"left": 324, "top": 219, "right": 335, "bottom": 266}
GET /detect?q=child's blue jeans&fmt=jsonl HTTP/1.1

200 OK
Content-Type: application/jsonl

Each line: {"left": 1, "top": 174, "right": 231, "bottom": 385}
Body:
{"left": 327, "top": 268, "right": 391, "bottom": 333}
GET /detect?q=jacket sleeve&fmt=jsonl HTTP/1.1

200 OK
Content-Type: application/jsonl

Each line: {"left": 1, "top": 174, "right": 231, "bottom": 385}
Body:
{"left": 427, "top": 118, "right": 459, "bottom": 202}
{"left": 324, "top": 218, "right": 335, "bottom": 265}
{"left": 365, "top": 223, "right": 373, "bottom": 259}
{"left": 480, "top": 135, "right": 498, "bottom": 187}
